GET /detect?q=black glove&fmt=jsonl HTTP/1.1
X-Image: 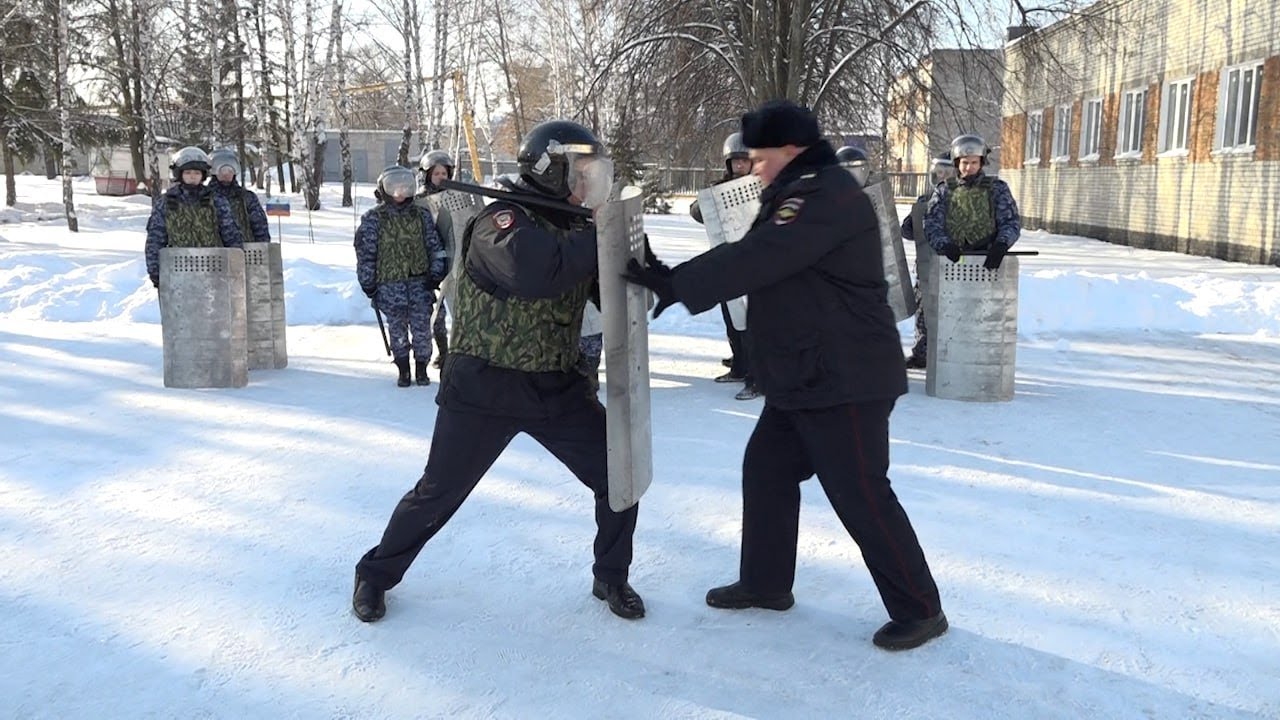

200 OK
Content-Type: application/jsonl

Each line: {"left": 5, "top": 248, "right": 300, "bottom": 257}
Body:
{"left": 150, "top": 276, "right": 160, "bottom": 290}
{"left": 983, "top": 242, "right": 1009, "bottom": 270}
{"left": 938, "top": 242, "right": 962, "bottom": 263}
{"left": 622, "top": 258, "right": 677, "bottom": 319}
{"left": 362, "top": 285, "right": 376, "bottom": 299}
{"left": 643, "top": 234, "right": 673, "bottom": 277}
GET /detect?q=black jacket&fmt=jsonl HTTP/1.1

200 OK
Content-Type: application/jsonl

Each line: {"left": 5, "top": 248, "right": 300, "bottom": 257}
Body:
{"left": 671, "top": 142, "right": 907, "bottom": 409}
{"left": 436, "top": 178, "right": 599, "bottom": 419}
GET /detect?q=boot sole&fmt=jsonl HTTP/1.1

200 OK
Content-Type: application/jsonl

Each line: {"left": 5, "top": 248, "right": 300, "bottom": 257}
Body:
{"left": 706, "top": 593, "right": 795, "bottom": 611}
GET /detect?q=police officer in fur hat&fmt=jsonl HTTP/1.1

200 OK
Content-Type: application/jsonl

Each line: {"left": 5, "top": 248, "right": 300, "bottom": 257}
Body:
{"left": 624, "top": 100, "right": 947, "bottom": 651}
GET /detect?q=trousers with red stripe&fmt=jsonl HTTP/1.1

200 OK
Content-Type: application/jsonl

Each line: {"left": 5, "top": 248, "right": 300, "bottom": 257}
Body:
{"left": 739, "top": 399, "right": 941, "bottom": 622}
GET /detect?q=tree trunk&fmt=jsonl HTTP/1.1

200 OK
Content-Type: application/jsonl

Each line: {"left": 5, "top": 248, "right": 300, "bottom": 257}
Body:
{"left": 396, "top": 0, "right": 416, "bottom": 166}
{"left": 278, "top": 0, "right": 299, "bottom": 192}
{"left": 251, "top": 0, "right": 284, "bottom": 192}
{"left": 428, "top": 0, "right": 448, "bottom": 150}
{"left": 2, "top": 141, "right": 16, "bottom": 207}
{"left": 56, "top": 0, "right": 78, "bottom": 231}
{"left": 492, "top": 0, "right": 523, "bottom": 146}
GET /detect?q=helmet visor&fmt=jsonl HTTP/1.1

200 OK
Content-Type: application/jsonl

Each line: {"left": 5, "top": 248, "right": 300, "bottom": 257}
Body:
{"left": 381, "top": 167, "right": 417, "bottom": 200}
{"left": 567, "top": 153, "right": 614, "bottom": 209}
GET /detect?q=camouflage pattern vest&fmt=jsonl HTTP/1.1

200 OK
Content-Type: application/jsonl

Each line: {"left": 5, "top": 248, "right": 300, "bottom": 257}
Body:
{"left": 944, "top": 176, "right": 997, "bottom": 249}
{"left": 221, "top": 186, "right": 252, "bottom": 242}
{"left": 373, "top": 204, "right": 430, "bottom": 283}
{"left": 451, "top": 209, "right": 592, "bottom": 373}
{"left": 165, "top": 192, "right": 222, "bottom": 248}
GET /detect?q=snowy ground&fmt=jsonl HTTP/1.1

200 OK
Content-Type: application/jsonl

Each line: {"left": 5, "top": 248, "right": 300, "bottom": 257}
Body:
{"left": 1, "top": 175, "right": 1278, "bottom": 719}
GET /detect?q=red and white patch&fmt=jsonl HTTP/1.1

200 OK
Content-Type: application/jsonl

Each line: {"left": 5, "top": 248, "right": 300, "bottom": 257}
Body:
{"left": 492, "top": 209, "right": 517, "bottom": 230}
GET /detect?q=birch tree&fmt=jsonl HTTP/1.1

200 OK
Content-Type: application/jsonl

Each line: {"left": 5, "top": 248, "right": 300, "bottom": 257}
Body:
{"left": 55, "top": 0, "right": 76, "bottom": 230}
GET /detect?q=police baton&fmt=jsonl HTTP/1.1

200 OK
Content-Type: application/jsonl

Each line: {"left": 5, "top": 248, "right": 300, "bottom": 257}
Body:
{"left": 441, "top": 179, "right": 593, "bottom": 219}
{"left": 373, "top": 306, "right": 391, "bottom": 356}
{"left": 959, "top": 250, "right": 1040, "bottom": 256}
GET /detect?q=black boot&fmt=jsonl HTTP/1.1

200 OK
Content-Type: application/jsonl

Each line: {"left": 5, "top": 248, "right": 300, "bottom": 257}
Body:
{"left": 415, "top": 360, "right": 431, "bottom": 386}
{"left": 433, "top": 334, "right": 448, "bottom": 369}
{"left": 394, "top": 357, "right": 412, "bottom": 387}
{"left": 705, "top": 581, "right": 795, "bottom": 611}
{"left": 592, "top": 579, "right": 645, "bottom": 620}
{"left": 352, "top": 573, "right": 386, "bottom": 622}
{"left": 872, "top": 611, "right": 948, "bottom": 650}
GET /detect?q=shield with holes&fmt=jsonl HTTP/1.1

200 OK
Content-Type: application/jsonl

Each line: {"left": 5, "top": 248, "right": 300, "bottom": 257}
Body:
{"left": 158, "top": 246, "right": 248, "bottom": 388}
{"left": 694, "top": 174, "right": 762, "bottom": 331}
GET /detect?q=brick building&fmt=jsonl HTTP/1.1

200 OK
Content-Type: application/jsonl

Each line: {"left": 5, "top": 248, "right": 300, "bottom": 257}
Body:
{"left": 1001, "top": 0, "right": 1280, "bottom": 265}
{"left": 887, "top": 49, "right": 1005, "bottom": 175}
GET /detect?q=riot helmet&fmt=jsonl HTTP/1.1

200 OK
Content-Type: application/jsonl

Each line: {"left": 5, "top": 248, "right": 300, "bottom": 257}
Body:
{"left": 209, "top": 148, "right": 241, "bottom": 184}
{"left": 170, "top": 146, "right": 212, "bottom": 184}
{"left": 836, "top": 145, "right": 870, "bottom": 187}
{"left": 930, "top": 153, "right": 955, "bottom": 183}
{"left": 950, "top": 134, "right": 989, "bottom": 167}
{"left": 419, "top": 149, "right": 454, "bottom": 192}
{"left": 376, "top": 165, "right": 417, "bottom": 203}
{"left": 721, "top": 129, "right": 747, "bottom": 174}
{"left": 518, "top": 120, "right": 613, "bottom": 208}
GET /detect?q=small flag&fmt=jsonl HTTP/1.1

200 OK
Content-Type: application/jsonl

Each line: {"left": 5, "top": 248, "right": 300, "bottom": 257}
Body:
{"left": 265, "top": 201, "right": 291, "bottom": 217}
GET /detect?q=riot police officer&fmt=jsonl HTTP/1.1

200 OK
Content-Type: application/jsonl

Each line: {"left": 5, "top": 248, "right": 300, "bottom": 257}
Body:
{"left": 924, "top": 134, "right": 1022, "bottom": 270}
{"left": 144, "top": 147, "right": 245, "bottom": 289}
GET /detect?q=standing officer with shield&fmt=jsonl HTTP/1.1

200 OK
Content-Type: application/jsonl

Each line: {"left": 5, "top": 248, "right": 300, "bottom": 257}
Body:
{"left": 353, "top": 120, "right": 655, "bottom": 623}
{"left": 624, "top": 100, "right": 947, "bottom": 651}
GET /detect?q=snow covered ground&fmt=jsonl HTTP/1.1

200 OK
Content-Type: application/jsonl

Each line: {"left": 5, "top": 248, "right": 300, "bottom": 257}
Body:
{"left": 1, "top": 175, "right": 1277, "bottom": 719}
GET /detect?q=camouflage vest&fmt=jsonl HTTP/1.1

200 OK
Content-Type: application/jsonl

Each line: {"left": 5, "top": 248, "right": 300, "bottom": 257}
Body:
{"left": 373, "top": 204, "right": 429, "bottom": 283}
{"left": 944, "top": 176, "right": 997, "bottom": 249}
{"left": 223, "top": 187, "right": 252, "bottom": 241}
{"left": 451, "top": 208, "right": 592, "bottom": 373}
{"left": 164, "top": 193, "right": 222, "bottom": 248}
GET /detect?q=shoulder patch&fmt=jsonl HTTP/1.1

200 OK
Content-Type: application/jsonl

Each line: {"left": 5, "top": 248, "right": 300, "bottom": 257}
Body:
{"left": 773, "top": 197, "right": 805, "bottom": 225}
{"left": 492, "top": 209, "right": 516, "bottom": 230}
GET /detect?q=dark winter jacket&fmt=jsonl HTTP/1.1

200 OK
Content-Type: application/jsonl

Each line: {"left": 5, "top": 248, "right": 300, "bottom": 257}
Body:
{"left": 671, "top": 141, "right": 907, "bottom": 409}
{"left": 208, "top": 180, "right": 272, "bottom": 243}
{"left": 144, "top": 184, "right": 245, "bottom": 287}
{"left": 437, "top": 178, "right": 601, "bottom": 419}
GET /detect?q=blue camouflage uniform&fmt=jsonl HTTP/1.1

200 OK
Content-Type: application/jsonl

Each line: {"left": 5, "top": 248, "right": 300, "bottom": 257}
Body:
{"left": 144, "top": 184, "right": 245, "bottom": 287}
{"left": 923, "top": 174, "right": 1021, "bottom": 253}
{"left": 208, "top": 180, "right": 272, "bottom": 243}
{"left": 354, "top": 200, "right": 447, "bottom": 362}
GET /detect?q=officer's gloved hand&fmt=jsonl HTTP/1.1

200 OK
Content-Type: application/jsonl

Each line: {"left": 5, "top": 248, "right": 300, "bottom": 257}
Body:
{"left": 938, "top": 243, "right": 963, "bottom": 263}
{"left": 642, "top": 234, "right": 673, "bottom": 277}
{"left": 150, "top": 277, "right": 160, "bottom": 290}
{"left": 983, "top": 242, "right": 1009, "bottom": 270}
{"left": 622, "top": 258, "right": 677, "bottom": 319}
{"left": 362, "top": 284, "right": 376, "bottom": 299}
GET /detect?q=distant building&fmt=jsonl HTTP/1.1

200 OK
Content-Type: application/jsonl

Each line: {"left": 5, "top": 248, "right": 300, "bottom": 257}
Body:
{"left": 1001, "top": 0, "right": 1280, "bottom": 265}
{"left": 887, "top": 49, "right": 1005, "bottom": 174}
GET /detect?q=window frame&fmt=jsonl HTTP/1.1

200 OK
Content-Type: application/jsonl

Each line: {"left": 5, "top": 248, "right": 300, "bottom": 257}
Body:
{"left": 1115, "top": 87, "right": 1146, "bottom": 158}
{"left": 1051, "top": 103, "right": 1073, "bottom": 161}
{"left": 1158, "top": 76, "right": 1195, "bottom": 155}
{"left": 1024, "top": 109, "right": 1044, "bottom": 165}
{"left": 1216, "top": 61, "right": 1264, "bottom": 152}
{"left": 1079, "top": 97, "right": 1103, "bottom": 161}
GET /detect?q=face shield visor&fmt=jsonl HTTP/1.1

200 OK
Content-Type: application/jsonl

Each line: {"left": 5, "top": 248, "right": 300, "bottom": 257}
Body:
{"left": 556, "top": 141, "right": 613, "bottom": 209}
{"left": 848, "top": 161, "right": 869, "bottom": 187}
{"left": 930, "top": 160, "right": 955, "bottom": 184}
{"left": 380, "top": 167, "right": 417, "bottom": 201}
{"left": 213, "top": 157, "right": 241, "bottom": 183}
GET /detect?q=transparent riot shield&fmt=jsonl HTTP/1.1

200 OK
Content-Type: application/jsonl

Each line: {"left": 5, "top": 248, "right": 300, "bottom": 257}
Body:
{"left": 861, "top": 178, "right": 917, "bottom": 322}
{"left": 595, "top": 185, "right": 652, "bottom": 512}
{"left": 695, "top": 174, "right": 762, "bottom": 331}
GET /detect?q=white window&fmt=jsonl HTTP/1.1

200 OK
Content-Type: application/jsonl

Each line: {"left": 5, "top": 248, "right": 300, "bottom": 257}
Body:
{"left": 1117, "top": 88, "right": 1146, "bottom": 156}
{"left": 1080, "top": 97, "right": 1103, "bottom": 159}
{"left": 1159, "top": 77, "right": 1194, "bottom": 153}
{"left": 1025, "top": 110, "right": 1043, "bottom": 163}
{"left": 1052, "top": 103, "right": 1072, "bottom": 159}
{"left": 1218, "top": 62, "right": 1263, "bottom": 150}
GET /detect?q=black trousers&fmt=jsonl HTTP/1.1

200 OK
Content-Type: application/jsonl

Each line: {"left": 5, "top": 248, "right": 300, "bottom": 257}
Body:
{"left": 738, "top": 400, "right": 941, "bottom": 622}
{"left": 356, "top": 399, "right": 637, "bottom": 590}
{"left": 719, "top": 302, "right": 752, "bottom": 381}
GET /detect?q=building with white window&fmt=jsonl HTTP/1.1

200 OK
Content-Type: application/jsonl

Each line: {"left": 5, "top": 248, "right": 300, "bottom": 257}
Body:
{"left": 1000, "top": 0, "right": 1280, "bottom": 265}
{"left": 887, "top": 49, "right": 1005, "bottom": 175}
